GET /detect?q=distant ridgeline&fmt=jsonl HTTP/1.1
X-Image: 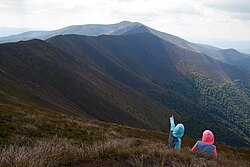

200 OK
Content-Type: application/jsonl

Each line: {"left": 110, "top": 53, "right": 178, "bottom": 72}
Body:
{"left": 0, "top": 21, "right": 250, "bottom": 147}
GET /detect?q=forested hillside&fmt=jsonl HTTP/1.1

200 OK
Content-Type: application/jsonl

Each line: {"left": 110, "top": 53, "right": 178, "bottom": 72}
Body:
{"left": 48, "top": 33, "right": 250, "bottom": 147}
{"left": 189, "top": 73, "right": 250, "bottom": 136}
{"left": 0, "top": 32, "right": 249, "bottom": 147}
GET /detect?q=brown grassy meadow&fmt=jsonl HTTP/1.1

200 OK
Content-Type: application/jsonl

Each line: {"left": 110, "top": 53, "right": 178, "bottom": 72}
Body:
{"left": 0, "top": 103, "right": 249, "bottom": 167}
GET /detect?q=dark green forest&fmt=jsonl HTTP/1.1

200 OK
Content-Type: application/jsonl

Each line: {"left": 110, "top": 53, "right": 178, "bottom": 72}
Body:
{"left": 148, "top": 73, "right": 250, "bottom": 147}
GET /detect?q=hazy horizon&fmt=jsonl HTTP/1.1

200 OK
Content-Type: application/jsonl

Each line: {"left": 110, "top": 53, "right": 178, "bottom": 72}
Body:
{"left": 0, "top": 22, "right": 250, "bottom": 54}
{"left": 1, "top": 0, "right": 250, "bottom": 53}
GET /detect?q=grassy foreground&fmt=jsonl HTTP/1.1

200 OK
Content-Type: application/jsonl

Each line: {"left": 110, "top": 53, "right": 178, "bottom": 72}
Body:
{"left": 0, "top": 103, "right": 249, "bottom": 167}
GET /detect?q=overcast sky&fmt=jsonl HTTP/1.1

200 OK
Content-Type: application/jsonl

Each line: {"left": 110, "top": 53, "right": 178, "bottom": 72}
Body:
{"left": 0, "top": 0, "right": 250, "bottom": 43}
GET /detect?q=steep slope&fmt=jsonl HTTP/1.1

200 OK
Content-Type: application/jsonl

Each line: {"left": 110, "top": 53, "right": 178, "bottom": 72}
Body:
{"left": 47, "top": 33, "right": 250, "bottom": 146}
{"left": 0, "top": 32, "right": 249, "bottom": 146}
{"left": 1, "top": 21, "right": 249, "bottom": 69}
{"left": 187, "top": 44, "right": 250, "bottom": 69}
{"left": 161, "top": 40, "right": 250, "bottom": 82}
{"left": 122, "top": 24, "right": 250, "bottom": 69}
{"left": 48, "top": 33, "right": 249, "bottom": 84}
{"left": 211, "top": 48, "right": 250, "bottom": 68}
{"left": 48, "top": 33, "right": 182, "bottom": 84}
{"left": 0, "top": 39, "right": 172, "bottom": 130}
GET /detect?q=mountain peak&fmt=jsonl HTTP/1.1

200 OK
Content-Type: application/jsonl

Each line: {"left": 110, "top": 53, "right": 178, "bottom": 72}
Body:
{"left": 117, "top": 20, "right": 133, "bottom": 25}
{"left": 117, "top": 20, "right": 143, "bottom": 26}
{"left": 0, "top": 21, "right": 250, "bottom": 69}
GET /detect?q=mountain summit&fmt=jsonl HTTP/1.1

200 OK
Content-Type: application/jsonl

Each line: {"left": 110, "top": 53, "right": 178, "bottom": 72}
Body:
{"left": 1, "top": 21, "right": 250, "bottom": 69}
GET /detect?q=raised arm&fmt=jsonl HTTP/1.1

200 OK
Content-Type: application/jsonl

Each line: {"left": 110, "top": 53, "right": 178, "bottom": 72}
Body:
{"left": 170, "top": 115, "right": 175, "bottom": 131}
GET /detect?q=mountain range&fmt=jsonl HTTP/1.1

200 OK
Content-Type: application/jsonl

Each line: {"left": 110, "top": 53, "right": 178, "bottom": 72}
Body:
{"left": 1, "top": 21, "right": 250, "bottom": 69}
{"left": 0, "top": 21, "right": 249, "bottom": 147}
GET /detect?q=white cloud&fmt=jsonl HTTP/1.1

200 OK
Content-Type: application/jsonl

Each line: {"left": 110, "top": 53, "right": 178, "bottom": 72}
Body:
{"left": 0, "top": 0, "right": 249, "bottom": 41}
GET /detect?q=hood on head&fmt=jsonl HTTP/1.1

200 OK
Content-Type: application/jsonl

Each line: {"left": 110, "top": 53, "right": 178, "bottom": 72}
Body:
{"left": 202, "top": 130, "right": 214, "bottom": 144}
{"left": 173, "top": 123, "right": 184, "bottom": 138}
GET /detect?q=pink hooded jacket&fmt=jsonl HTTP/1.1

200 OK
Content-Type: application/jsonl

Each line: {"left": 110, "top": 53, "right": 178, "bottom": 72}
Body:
{"left": 191, "top": 130, "right": 217, "bottom": 158}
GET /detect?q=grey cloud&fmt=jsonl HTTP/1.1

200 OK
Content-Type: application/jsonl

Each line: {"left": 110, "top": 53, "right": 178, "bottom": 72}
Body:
{"left": 204, "top": 0, "right": 250, "bottom": 13}
{"left": 167, "top": 6, "right": 202, "bottom": 16}
{"left": 231, "top": 13, "right": 250, "bottom": 20}
{"left": 199, "top": 0, "right": 250, "bottom": 21}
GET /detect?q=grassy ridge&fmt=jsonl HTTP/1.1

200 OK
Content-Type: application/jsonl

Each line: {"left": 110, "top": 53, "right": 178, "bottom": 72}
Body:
{"left": 0, "top": 103, "right": 249, "bottom": 167}
{"left": 1, "top": 35, "right": 250, "bottom": 147}
{"left": 47, "top": 34, "right": 250, "bottom": 147}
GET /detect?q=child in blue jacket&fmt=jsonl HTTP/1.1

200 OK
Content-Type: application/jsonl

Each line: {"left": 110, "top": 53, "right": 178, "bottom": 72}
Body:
{"left": 168, "top": 115, "right": 185, "bottom": 150}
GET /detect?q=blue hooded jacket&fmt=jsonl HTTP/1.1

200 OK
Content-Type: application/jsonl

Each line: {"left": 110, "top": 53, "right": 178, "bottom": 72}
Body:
{"left": 170, "top": 117, "right": 185, "bottom": 150}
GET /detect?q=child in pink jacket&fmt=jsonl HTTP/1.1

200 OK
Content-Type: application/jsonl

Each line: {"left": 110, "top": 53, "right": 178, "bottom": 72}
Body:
{"left": 191, "top": 130, "right": 217, "bottom": 158}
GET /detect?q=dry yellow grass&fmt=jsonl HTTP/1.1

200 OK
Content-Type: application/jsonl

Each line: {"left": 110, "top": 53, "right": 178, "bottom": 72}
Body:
{"left": 0, "top": 104, "right": 249, "bottom": 167}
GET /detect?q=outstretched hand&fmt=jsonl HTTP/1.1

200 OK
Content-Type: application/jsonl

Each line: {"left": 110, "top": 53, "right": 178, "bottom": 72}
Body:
{"left": 170, "top": 114, "right": 174, "bottom": 118}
